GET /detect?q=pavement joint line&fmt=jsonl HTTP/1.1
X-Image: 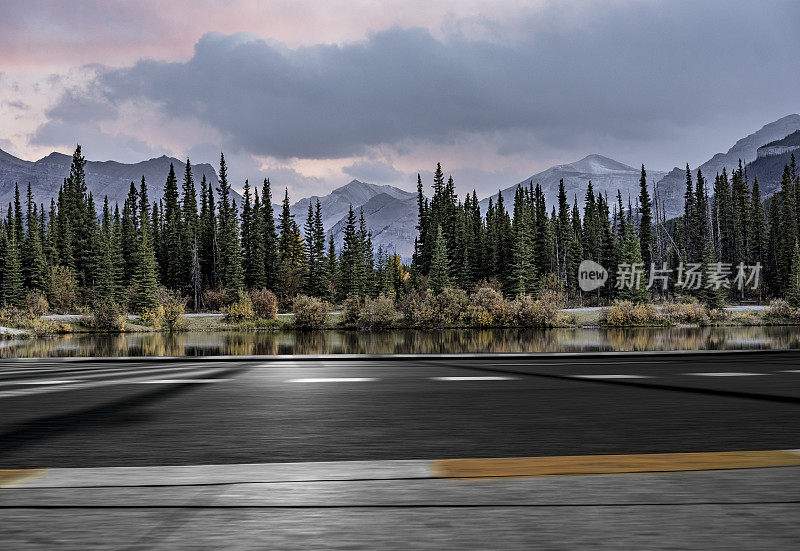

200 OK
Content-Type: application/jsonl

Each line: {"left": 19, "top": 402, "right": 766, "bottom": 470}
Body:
{"left": 16, "top": 379, "right": 81, "bottom": 385}
{"left": 287, "top": 377, "right": 379, "bottom": 383}
{"left": 685, "top": 372, "right": 768, "bottom": 377}
{"left": 4, "top": 451, "right": 800, "bottom": 488}
{"left": 430, "top": 376, "right": 519, "bottom": 381}
{"left": 133, "top": 379, "right": 231, "bottom": 384}
{"left": 573, "top": 374, "right": 652, "bottom": 379}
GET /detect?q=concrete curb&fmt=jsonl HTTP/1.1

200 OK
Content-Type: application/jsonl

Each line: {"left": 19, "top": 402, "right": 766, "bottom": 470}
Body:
{"left": 5, "top": 450, "right": 800, "bottom": 489}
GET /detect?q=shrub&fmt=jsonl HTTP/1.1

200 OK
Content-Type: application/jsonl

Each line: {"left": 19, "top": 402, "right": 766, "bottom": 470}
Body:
{"left": 400, "top": 287, "right": 468, "bottom": 328}
{"left": 224, "top": 292, "right": 255, "bottom": 323}
{"left": 766, "top": 299, "right": 794, "bottom": 320}
{"left": 28, "top": 319, "right": 71, "bottom": 336}
{"left": 0, "top": 306, "right": 29, "bottom": 327}
{"left": 138, "top": 306, "right": 166, "bottom": 329}
{"left": 513, "top": 294, "right": 559, "bottom": 327}
{"left": 465, "top": 287, "right": 505, "bottom": 326}
{"left": 49, "top": 265, "right": 77, "bottom": 313}
{"left": 603, "top": 300, "right": 660, "bottom": 326}
{"left": 358, "top": 294, "right": 399, "bottom": 331}
{"left": 82, "top": 300, "right": 127, "bottom": 331}
{"left": 661, "top": 301, "right": 710, "bottom": 325}
{"left": 202, "top": 288, "right": 226, "bottom": 311}
{"left": 293, "top": 295, "right": 328, "bottom": 329}
{"left": 342, "top": 294, "right": 362, "bottom": 325}
{"left": 250, "top": 288, "right": 278, "bottom": 319}
{"left": 161, "top": 294, "right": 188, "bottom": 331}
{"left": 25, "top": 291, "right": 49, "bottom": 317}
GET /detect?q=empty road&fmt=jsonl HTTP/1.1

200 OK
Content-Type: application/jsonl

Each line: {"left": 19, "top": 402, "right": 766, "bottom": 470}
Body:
{"left": 2, "top": 351, "right": 799, "bottom": 549}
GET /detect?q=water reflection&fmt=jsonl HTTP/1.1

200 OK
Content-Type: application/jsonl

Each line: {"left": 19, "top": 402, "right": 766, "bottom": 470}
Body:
{"left": 2, "top": 326, "right": 800, "bottom": 358}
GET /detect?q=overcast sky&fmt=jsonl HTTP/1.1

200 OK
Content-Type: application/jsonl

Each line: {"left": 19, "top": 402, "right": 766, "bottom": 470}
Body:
{"left": 1, "top": 0, "right": 799, "bottom": 198}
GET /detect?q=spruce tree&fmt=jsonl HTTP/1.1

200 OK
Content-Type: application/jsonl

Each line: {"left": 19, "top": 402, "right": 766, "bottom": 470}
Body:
{"left": 131, "top": 177, "right": 159, "bottom": 313}
{"left": 216, "top": 154, "right": 244, "bottom": 297}
{"left": 429, "top": 225, "right": 450, "bottom": 294}
{"left": 786, "top": 241, "right": 800, "bottom": 307}
{"left": 3, "top": 231, "right": 24, "bottom": 307}
{"left": 340, "top": 205, "right": 363, "bottom": 298}
{"left": 261, "top": 179, "right": 279, "bottom": 291}
{"left": 638, "top": 164, "right": 653, "bottom": 274}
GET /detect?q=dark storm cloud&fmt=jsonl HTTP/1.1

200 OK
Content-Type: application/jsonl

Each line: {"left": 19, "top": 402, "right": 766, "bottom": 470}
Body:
{"left": 343, "top": 159, "right": 404, "bottom": 183}
{"left": 44, "top": 1, "right": 800, "bottom": 161}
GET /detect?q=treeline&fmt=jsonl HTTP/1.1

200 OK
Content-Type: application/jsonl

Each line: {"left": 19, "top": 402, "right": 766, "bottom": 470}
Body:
{"left": 0, "top": 146, "right": 405, "bottom": 313}
{"left": 412, "top": 157, "right": 800, "bottom": 306}
{"left": 3, "top": 145, "right": 800, "bottom": 314}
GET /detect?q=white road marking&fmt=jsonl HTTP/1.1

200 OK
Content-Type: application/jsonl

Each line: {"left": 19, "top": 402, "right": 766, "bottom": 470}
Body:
{"left": 135, "top": 379, "right": 231, "bottom": 384}
{"left": 431, "top": 376, "right": 518, "bottom": 381}
{"left": 781, "top": 370, "right": 800, "bottom": 373}
{"left": 17, "top": 379, "right": 80, "bottom": 385}
{"left": 287, "top": 378, "right": 378, "bottom": 383}
{"left": 573, "top": 374, "right": 652, "bottom": 379}
{"left": 685, "top": 372, "right": 767, "bottom": 377}
{"left": 491, "top": 361, "right": 670, "bottom": 366}
{"left": 0, "top": 368, "right": 232, "bottom": 398}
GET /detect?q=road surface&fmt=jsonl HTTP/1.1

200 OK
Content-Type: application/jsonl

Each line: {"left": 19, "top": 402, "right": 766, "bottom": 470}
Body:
{"left": 1, "top": 351, "right": 799, "bottom": 549}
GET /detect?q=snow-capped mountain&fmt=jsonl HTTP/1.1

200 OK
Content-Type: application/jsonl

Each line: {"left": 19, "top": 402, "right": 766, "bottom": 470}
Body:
{"left": 654, "top": 114, "right": 800, "bottom": 219}
{"left": 0, "top": 149, "right": 225, "bottom": 209}
{"left": 479, "top": 154, "right": 666, "bottom": 214}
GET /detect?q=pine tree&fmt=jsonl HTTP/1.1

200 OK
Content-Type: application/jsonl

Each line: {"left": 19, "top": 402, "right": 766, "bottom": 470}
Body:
{"left": 3, "top": 231, "right": 24, "bottom": 307}
{"left": 340, "top": 204, "right": 363, "bottom": 298}
{"left": 429, "top": 225, "right": 450, "bottom": 293}
{"left": 786, "top": 241, "right": 800, "bottom": 307}
{"left": 241, "top": 180, "right": 255, "bottom": 288}
{"left": 277, "top": 188, "right": 305, "bottom": 300}
{"left": 638, "top": 164, "right": 653, "bottom": 275}
{"left": 216, "top": 153, "right": 244, "bottom": 297}
{"left": 247, "top": 188, "right": 267, "bottom": 289}
{"left": 131, "top": 177, "right": 159, "bottom": 313}
{"left": 261, "top": 178, "right": 279, "bottom": 291}
{"left": 161, "top": 163, "right": 182, "bottom": 289}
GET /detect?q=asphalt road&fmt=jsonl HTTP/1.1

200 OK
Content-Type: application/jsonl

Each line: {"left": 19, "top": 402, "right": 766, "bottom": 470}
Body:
{"left": 1, "top": 351, "right": 799, "bottom": 468}
{"left": 2, "top": 351, "right": 800, "bottom": 549}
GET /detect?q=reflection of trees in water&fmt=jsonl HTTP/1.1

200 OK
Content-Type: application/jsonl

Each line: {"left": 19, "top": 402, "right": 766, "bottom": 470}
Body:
{"left": 5, "top": 326, "right": 800, "bottom": 357}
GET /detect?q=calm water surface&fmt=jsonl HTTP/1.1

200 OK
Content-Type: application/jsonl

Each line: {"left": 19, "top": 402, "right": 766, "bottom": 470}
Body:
{"left": 2, "top": 326, "right": 800, "bottom": 357}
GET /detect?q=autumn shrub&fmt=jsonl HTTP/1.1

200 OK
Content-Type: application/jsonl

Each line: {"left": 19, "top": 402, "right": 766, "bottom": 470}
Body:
{"left": 28, "top": 318, "right": 71, "bottom": 336}
{"left": 25, "top": 291, "right": 49, "bottom": 317}
{"left": 82, "top": 300, "right": 127, "bottom": 331}
{"left": 765, "top": 299, "right": 794, "bottom": 320}
{"left": 357, "top": 294, "right": 399, "bottom": 331}
{"left": 513, "top": 294, "right": 559, "bottom": 327}
{"left": 465, "top": 287, "right": 508, "bottom": 326}
{"left": 342, "top": 294, "right": 362, "bottom": 325}
{"left": 602, "top": 300, "right": 660, "bottom": 326}
{"left": 161, "top": 294, "right": 188, "bottom": 331}
{"left": 250, "top": 288, "right": 278, "bottom": 319}
{"left": 49, "top": 265, "right": 77, "bottom": 313}
{"left": 202, "top": 288, "right": 226, "bottom": 311}
{"left": 0, "top": 306, "right": 29, "bottom": 327}
{"left": 293, "top": 295, "right": 328, "bottom": 329}
{"left": 224, "top": 292, "right": 255, "bottom": 323}
{"left": 138, "top": 306, "right": 166, "bottom": 329}
{"left": 401, "top": 287, "right": 468, "bottom": 328}
{"left": 661, "top": 300, "right": 710, "bottom": 325}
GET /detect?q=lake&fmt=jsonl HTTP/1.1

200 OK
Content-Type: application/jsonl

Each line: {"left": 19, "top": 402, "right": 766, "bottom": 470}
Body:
{"left": 2, "top": 325, "right": 800, "bottom": 357}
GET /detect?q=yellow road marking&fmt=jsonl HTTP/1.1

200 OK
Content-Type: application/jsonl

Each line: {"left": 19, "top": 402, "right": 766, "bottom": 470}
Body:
{"left": 432, "top": 450, "right": 800, "bottom": 478}
{"left": 0, "top": 469, "right": 48, "bottom": 488}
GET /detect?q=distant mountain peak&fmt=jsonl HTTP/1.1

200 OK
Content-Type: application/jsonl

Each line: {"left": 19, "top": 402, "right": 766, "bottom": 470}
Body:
{"left": 568, "top": 154, "right": 636, "bottom": 174}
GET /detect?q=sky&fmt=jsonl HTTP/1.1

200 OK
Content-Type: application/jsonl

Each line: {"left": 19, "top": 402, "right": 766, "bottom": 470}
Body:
{"left": 1, "top": 0, "right": 799, "bottom": 199}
